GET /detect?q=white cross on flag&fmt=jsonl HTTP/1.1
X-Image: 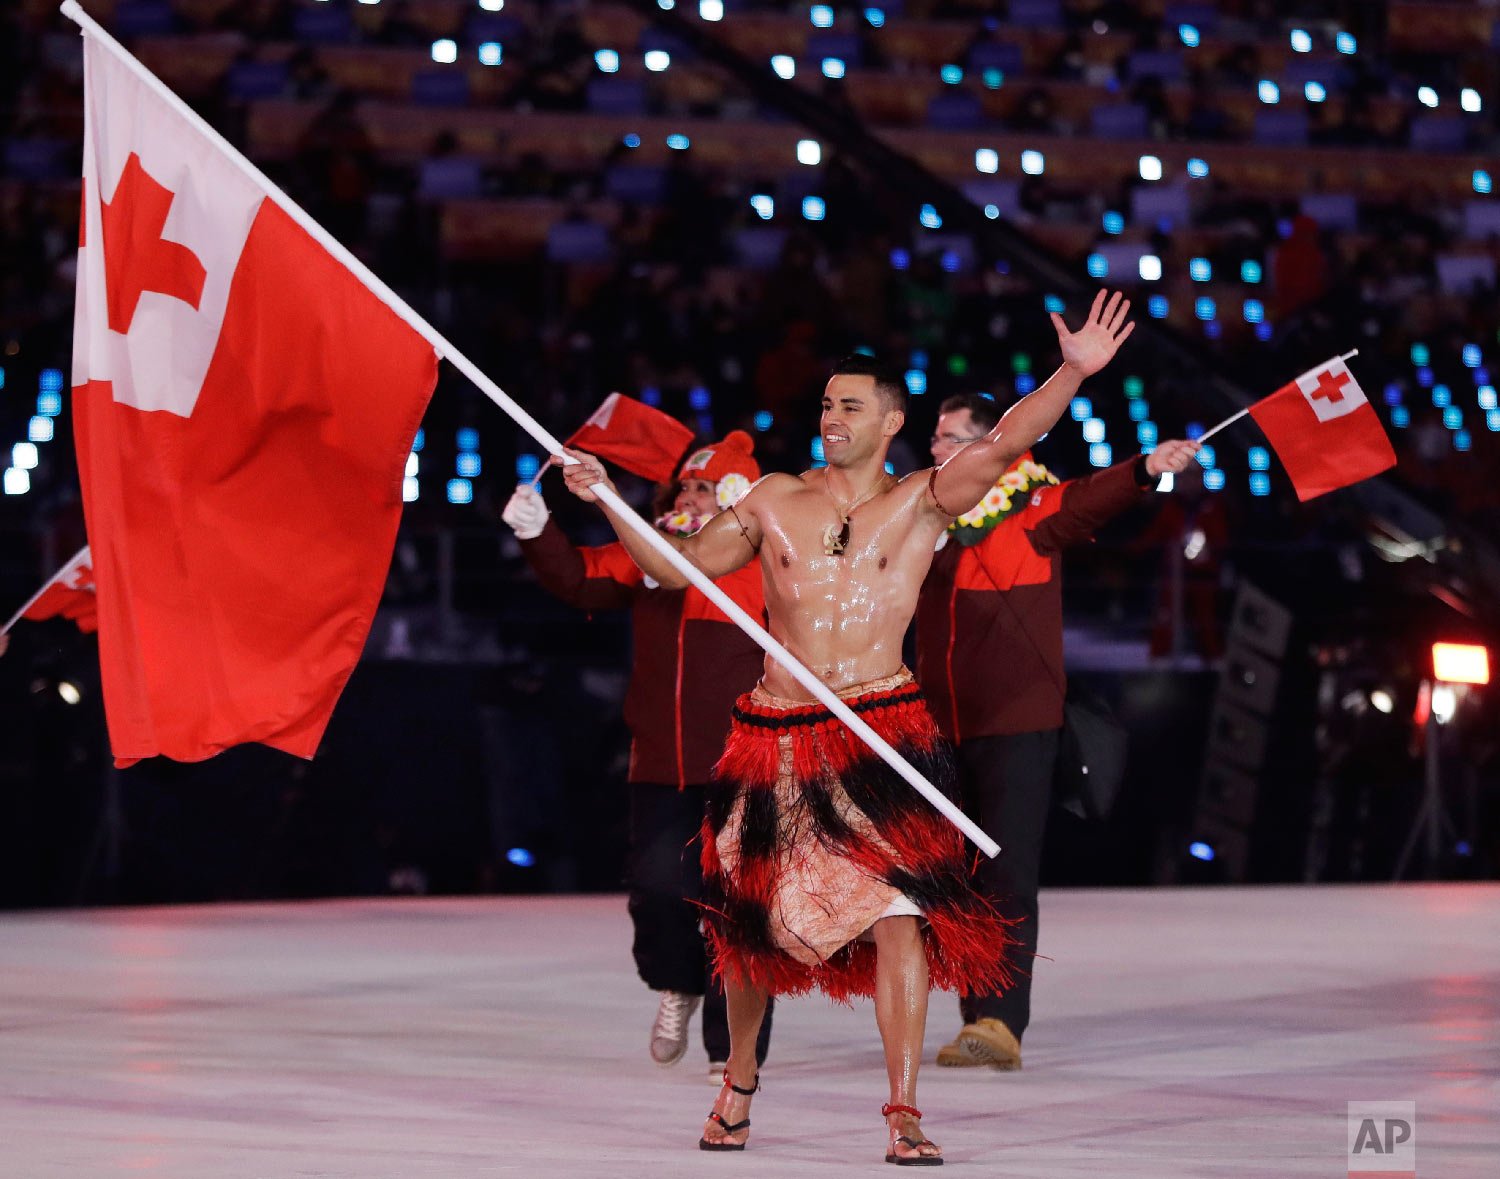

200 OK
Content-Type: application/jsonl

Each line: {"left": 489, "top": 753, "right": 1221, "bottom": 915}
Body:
{"left": 72, "top": 34, "right": 438, "bottom": 765}
{"left": 1247, "top": 356, "right": 1397, "bottom": 501}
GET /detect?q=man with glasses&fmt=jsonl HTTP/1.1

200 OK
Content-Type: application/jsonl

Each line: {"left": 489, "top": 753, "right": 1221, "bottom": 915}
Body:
{"left": 917, "top": 392, "right": 1199, "bottom": 1070}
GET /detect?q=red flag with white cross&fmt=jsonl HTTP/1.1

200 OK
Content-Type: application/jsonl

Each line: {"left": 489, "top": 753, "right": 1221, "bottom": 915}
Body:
{"left": 73, "top": 36, "right": 438, "bottom": 765}
{"left": 3, "top": 547, "right": 98, "bottom": 635}
{"left": 1247, "top": 356, "right": 1396, "bottom": 501}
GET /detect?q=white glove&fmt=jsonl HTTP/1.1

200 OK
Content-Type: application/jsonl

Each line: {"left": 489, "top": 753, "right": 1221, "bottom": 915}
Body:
{"left": 502, "top": 483, "right": 549, "bottom": 540}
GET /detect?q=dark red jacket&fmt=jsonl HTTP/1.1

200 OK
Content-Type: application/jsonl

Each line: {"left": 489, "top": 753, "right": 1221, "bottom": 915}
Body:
{"left": 915, "top": 457, "right": 1151, "bottom": 742}
{"left": 520, "top": 520, "right": 766, "bottom": 786}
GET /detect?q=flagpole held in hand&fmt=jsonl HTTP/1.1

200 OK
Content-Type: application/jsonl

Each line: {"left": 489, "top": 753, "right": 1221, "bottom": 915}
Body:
{"left": 1198, "top": 349, "right": 1360, "bottom": 442}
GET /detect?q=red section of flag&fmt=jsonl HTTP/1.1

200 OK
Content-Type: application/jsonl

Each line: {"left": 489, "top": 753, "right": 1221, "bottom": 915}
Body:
{"left": 76, "top": 197, "right": 437, "bottom": 765}
{"left": 1248, "top": 359, "right": 1396, "bottom": 501}
{"left": 566, "top": 393, "right": 694, "bottom": 483}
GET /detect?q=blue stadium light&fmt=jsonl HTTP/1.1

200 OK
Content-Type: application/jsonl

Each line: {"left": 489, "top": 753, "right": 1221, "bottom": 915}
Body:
{"left": 506, "top": 847, "right": 535, "bottom": 867}
{"left": 478, "top": 41, "right": 502, "bottom": 65}
{"left": 797, "top": 139, "right": 822, "bottom": 165}
{"left": 412, "top": 428, "right": 425, "bottom": 452}
{"left": 479, "top": 0, "right": 505, "bottom": 10}
{"left": 941, "top": 64, "right": 963, "bottom": 84}
{"left": 1475, "top": 367, "right": 1490, "bottom": 384}
{"left": 1382, "top": 383, "right": 1403, "bottom": 406}
{"left": 1205, "top": 321, "right": 1222, "bottom": 339}
{"left": 1137, "top": 421, "right": 1158, "bottom": 445}
{"left": 658, "top": 0, "right": 675, "bottom": 9}
{"left": 750, "top": 194, "right": 774, "bottom": 220}
{"left": 1178, "top": 23, "right": 1199, "bottom": 48}
{"left": 1289, "top": 29, "right": 1312, "bottom": 53}
{"left": 431, "top": 39, "right": 458, "bottom": 64}
{"left": 28, "top": 415, "right": 53, "bottom": 443}
{"left": 890, "top": 247, "right": 910, "bottom": 270}
{"left": 975, "top": 148, "right": 999, "bottom": 174}
{"left": 811, "top": 436, "right": 825, "bottom": 461}
{"left": 1248, "top": 446, "right": 1270, "bottom": 471}
{"left": 919, "top": 203, "right": 943, "bottom": 229}
{"left": 1015, "top": 373, "right": 1037, "bottom": 395}
{"left": 446, "top": 478, "right": 473, "bottom": 504}
{"left": 1139, "top": 154, "right": 1162, "bottom": 181}
{"left": 1189, "top": 257, "right": 1212, "bottom": 281}
{"left": 1187, "top": 157, "right": 1209, "bottom": 178}
{"left": 1391, "top": 406, "right": 1410, "bottom": 428}
{"left": 864, "top": 7, "right": 886, "bottom": 27}
{"left": 0, "top": 367, "right": 5, "bottom": 389}
{"left": 4, "top": 468, "right": 29, "bottom": 496}
{"left": 1103, "top": 210, "right": 1124, "bottom": 234}
{"left": 1128, "top": 399, "right": 1149, "bottom": 421}
{"left": 1277, "top": 217, "right": 1294, "bottom": 238}
{"left": 406, "top": 452, "right": 419, "bottom": 478}
{"left": 641, "top": 386, "right": 661, "bottom": 406}
{"left": 1194, "top": 297, "right": 1216, "bottom": 321}
{"left": 623, "top": 133, "right": 641, "bottom": 148}
{"left": 1463, "top": 344, "right": 1482, "bottom": 367}
{"left": 1148, "top": 295, "right": 1169, "bottom": 319}
{"left": 595, "top": 49, "right": 620, "bottom": 73}
{"left": 403, "top": 476, "right": 419, "bottom": 503}
{"left": 1454, "top": 429, "right": 1472, "bottom": 451}
{"left": 11, "top": 442, "right": 38, "bottom": 470}
{"left": 1021, "top": 150, "right": 1045, "bottom": 175}
{"left": 1070, "top": 396, "right": 1092, "bottom": 421}
{"left": 1139, "top": 255, "right": 1162, "bottom": 281}
{"left": 978, "top": 392, "right": 995, "bottom": 401}
{"left": 1043, "top": 294, "right": 1065, "bottom": 314}
{"left": 910, "top": 349, "right": 928, "bottom": 371}
{"left": 905, "top": 370, "right": 927, "bottom": 395}
{"left": 40, "top": 368, "right": 63, "bottom": 392}
{"left": 810, "top": 4, "right": 834, "bottom": 27}
{"left": 699, "top": 0, "right": 724, "bottom": 21}
{"left": 822, "top": 57, "right": 846, "bottom": 79}
{"left": 1088, "top": 442, "right": 1112, "bottom": 468}
{"left": 1082, "top": 417, "right": 1107, "bottom": 444}
{"left": 754, "top": 410, "right": 773, "bottom": 431}
{"left": 982, "top": 68, "right": 1004, "bottom": 90}
{"left": 771, "top": 55, "right": 796, "bottom": 80}
{"left": 1249, "top": 472, "right": 1271, "bottom": 497}
{"left": 37, "top": 391, "right": 63, "bottom": 417}
{"left": 1203, "top": 468, "right": 1226, "bottom": 491}
{"left": 1186, "top": 421, "right": 1206, "bottom": 440}
{"left": 1241, "top": 260, "right": 1262, "bottom": 283}
{"left": 802, "top": 195, "right": 826, "bottom": 221}
{"left": 1195, "top": 443, "right": 1215, "bottom": 469}
{"left": 885, "top": 461, "right": 895, "bottom": 475}
{"left": 689, "top": 385, "right": 711, "bottom": 410}
{"left": 1488, "top": 409, "right": 1500, "bottom": 431}
{"left": 1417, "top": 87, "right": 1438, "bottom": 109}
{"left": 1336, "top": 31, "right": 1356, "bottom": 54}
{"left": 940, "top": 250, "right": 961, "bottom": 274}
{"left": 1432, "top": 384, "right": 1450, "bottom": 407}
{"left": 1254, "top": 321, "right": 1273, "bottom": 341}
{"left": 516, "top": 454, "right": 541, "bottom": 481}
{"left": 644, "top": 50, "right": 671, "bottom": 72}
{"left": 1258, "top": 80, "right": 1279, "bottom": 104}
{"left": 1243, "top": 299, "right": 1264, "bottom": 323}
{"left": 1462, "top": 88, "right": 1482, "bottom": 113}
{"left": 1410, "top": 342, "right": 1430, "bottom": 365}
{"left": 456, "top": 452, "right": 482, "bottom": 478}
{"left": 1479, "top": 385, "right": 1498, "bottom": 410}
{"left": 1442, "top": 405, "right": 1463, "bottom": 429}
{"left": 1305, "top": 81, "right": 1326, "bottom": 103}
{"left": 1475, "top": 170, "right": 1493, "bottom": 194}
{"left": 1086, "top": 253, "right": 1108, "bottom": 278}
{"left": 666, "top": 133, "right": 690, "bottom": 150}
{"left": 984, "top": 203, "right": 1001, "bottom": 219}
{"left": 457, "top": 428, "right": 479, "bottom": 451}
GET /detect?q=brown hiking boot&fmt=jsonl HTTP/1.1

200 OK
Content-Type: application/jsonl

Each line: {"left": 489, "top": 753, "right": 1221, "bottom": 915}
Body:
{"left": 934, "top": 1018, "right": 1022, "bottom": 1071}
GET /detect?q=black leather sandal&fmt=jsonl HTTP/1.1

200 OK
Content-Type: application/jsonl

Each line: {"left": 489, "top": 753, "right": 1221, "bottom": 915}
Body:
{"left": 699, "top": 1070, "right": 760, "bottom": 1152}
{"left": 883, "top": 1102, "right": 944, "bottom": 1166}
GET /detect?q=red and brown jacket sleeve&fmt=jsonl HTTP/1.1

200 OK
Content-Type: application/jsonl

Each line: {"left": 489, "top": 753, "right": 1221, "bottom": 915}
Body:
{"left": 1026, "top": 456, "right": 1154, "bottom": 555}
{"left": 518, "top": 519, "right": 643, "bottom": 611}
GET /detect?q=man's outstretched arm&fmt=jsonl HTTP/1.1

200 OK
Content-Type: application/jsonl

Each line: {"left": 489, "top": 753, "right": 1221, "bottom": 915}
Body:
{"left": 929, "top": 289, "right": 1135, "bottom": 518}
{"left": 555, "top": 446, "right": 762, "bottom": 589}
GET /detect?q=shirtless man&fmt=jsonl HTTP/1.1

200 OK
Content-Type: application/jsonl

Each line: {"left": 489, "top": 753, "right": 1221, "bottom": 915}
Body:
{"left": 559, "top": 290, "right": 1135, "bottom": 1164}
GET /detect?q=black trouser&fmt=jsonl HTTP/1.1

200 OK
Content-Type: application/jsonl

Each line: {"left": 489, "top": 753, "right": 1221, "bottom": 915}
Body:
{"left": 953, "top": 729, "right": 1060, "bottom": 1040}
{"left": 626, "top": 782, "right": 772, "bottom": 1064}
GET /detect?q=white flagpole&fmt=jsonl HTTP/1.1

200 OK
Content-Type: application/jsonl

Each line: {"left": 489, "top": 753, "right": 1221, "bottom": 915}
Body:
{"left": 59, "top": 2, "right": 999, "bottom": 858}
{"left": 2, "top": 545, "right": 91, "bottom": 634}
{"left": 1198, "top": 350, "right": 1359, "bottom": 442}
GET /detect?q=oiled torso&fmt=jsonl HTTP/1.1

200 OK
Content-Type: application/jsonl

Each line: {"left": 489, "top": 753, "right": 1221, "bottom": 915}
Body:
{"left": 750, "top": 470, "right": 944, "bottom": 700}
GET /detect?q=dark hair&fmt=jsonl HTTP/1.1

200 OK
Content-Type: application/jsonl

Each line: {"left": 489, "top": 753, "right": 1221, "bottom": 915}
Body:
{"left": 831, "top": 354, "right": 909, "bottom": 415}
{"left": 938, "top": 392, "right": 1001, "bottom": 433}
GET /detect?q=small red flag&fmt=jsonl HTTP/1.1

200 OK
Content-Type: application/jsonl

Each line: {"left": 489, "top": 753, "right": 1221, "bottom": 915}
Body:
{"left": 1248, "top": 357, "right": 1396, "bottom": 501}
{"left": 567, "top": 393, "right": 694, "bottom": 484}
{"left": 5, "top": 547, "right": 98, "bottom": 635}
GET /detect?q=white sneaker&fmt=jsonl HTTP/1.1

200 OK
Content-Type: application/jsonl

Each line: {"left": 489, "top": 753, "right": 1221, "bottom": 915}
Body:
{"left": 649, "top": 991, "right": 701, "bottom": 1066}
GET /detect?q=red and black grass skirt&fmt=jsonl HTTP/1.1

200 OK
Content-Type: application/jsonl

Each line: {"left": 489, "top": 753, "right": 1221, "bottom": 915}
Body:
{"left": 701, "top": 669, "right": 1016, "bottom": 1003}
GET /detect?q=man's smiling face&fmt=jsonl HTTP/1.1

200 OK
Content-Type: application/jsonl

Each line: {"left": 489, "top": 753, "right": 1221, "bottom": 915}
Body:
{"left": 820, "top": 374, "right": 902, "bottom": 469}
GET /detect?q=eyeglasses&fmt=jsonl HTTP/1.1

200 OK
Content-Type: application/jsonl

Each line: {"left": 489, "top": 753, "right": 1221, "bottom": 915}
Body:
{"left": 930, "top": 434, "right": 986, "bottom": 446}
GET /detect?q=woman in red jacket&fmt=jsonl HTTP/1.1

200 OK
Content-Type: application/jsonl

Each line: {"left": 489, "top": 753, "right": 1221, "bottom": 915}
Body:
{"left": 502, "top": 431, "right": 773, "bottom": 1076}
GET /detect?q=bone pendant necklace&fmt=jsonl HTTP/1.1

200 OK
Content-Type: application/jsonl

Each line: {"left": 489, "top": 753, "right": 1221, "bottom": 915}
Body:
{"left": 822, "top": 473, "right": 890, "bottom": 556}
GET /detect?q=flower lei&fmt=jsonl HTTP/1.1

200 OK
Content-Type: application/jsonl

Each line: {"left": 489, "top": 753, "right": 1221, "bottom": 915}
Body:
{"left": 655, "top": 511, "right": 712, "bottom": 538}
{"left": 947, "top": 459, "right": 1059, "bottom": 547}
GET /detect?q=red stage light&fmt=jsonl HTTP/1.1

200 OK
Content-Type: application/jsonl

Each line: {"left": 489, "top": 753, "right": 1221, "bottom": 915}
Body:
{"left": 1432, "top": 642, "right": 1490, "bottom": 685}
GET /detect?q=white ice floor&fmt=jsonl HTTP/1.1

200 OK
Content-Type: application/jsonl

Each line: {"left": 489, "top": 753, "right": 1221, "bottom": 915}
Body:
{"left": 0, "top": 885, "right": 1495, "bottom": 1177}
